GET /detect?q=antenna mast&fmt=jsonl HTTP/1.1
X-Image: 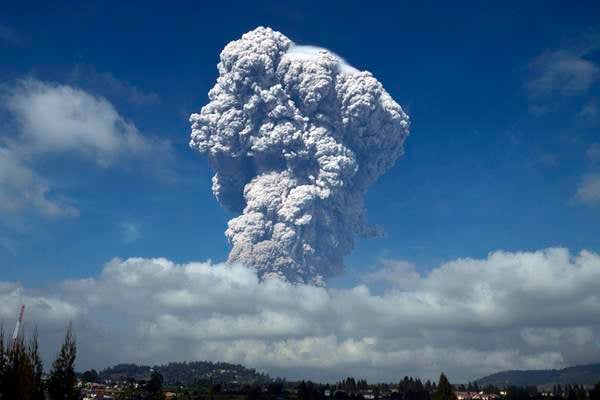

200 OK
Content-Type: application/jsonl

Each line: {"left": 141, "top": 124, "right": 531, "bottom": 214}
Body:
{"left": 11, "top": 304, "right": 25, "bottom": 343}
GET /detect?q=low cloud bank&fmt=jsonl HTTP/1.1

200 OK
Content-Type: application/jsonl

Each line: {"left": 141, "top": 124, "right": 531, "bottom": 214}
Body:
{"left": 2, "top": 248, "right": 600, "bottom": 382}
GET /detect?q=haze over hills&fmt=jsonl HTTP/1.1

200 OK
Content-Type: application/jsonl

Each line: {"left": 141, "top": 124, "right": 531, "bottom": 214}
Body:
{"left": 477, "top": 363, "right": 600, "bottom": 388}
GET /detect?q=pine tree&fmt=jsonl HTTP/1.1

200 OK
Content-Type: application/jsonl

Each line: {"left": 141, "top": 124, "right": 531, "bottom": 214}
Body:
{"left": 146, "top": 369, "right": 164, "bottom": 399}
{"left": 433, "top": 373, "right": 457, "bottom": 400}
{"left": 590, "top": 382, "right": 600, "bottom": 400}
{"left": 2, "top": 334, "right": 36, "bottom": 400}
{"left": 0, "top": 326, "right": 5, "bottom": 395}
{"left": 47, "top": 326, "right": 80, "bottom": 400}
{"left": 0, "top": 325, "right": 7, "bottom": 397}
{"left": 28, "top": 328, "right": 45, "bottom": 400}
{"left": 425, "top": 380, "right": 433, "bottom": 393}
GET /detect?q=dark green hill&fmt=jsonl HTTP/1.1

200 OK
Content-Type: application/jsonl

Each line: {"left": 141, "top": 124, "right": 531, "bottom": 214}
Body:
{"left": 477, "top": 363, "right": 600, "bottom": 388}
{"left": 99, "top": 361, "right": 271, "bottom": 385}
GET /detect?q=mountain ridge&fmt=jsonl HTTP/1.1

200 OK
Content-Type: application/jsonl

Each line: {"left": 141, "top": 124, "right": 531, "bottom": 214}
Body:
{"left": 477, "top": 362, "right": 600, "bottom": 388}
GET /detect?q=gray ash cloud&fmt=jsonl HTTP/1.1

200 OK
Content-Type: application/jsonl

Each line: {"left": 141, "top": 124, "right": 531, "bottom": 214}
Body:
{"left": 190, "top": 27, "right": 410, "bottom": 285}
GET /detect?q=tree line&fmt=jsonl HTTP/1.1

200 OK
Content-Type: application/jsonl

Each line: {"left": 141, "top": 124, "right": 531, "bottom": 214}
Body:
{"left": 0, "top": 325, "right": 79, "bottom": 400}
{"left": 236, "top": 373, "right": 458, "bottom": 400}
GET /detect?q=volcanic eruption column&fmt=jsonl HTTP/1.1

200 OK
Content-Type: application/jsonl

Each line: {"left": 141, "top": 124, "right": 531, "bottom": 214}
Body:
{"left": 190, "top": 27, "right": 410, "bottom": 285}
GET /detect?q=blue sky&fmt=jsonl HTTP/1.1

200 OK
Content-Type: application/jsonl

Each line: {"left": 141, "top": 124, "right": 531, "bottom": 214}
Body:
{"left": 1, "top": 1, "right": 600, "bottom": 379}
{"left": 3, "top": 0, "right": 598, "bottom": 286}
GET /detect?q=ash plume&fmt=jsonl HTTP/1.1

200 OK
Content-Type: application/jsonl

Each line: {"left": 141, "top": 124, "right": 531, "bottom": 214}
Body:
{"left": 190, "top": 27, "right": 410, "bottom": 285}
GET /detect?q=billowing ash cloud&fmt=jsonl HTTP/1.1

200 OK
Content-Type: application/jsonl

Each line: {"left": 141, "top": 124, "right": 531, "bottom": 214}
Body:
{"left": 190, "top": 27, "right": 410, "bottom": 285}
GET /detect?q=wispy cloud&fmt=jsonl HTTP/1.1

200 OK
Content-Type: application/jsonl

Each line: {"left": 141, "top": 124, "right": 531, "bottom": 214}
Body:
{"left": 528, "top": 50, "right": 599, "bottom": 98}
{"left": 121, "top": 222, "right": 141, "bottom": 244}
{"left": 0, "top": 146, "right": 79, "bottom": 218}
{"left": 539, "top": 153, "right": 560, "bottom": 167}
{"left": 577, "top": 101, "right": 599, "bottom": 124}
{"left": 3, "top": 79, "right": 170, "bottom": 167}
{"left": 69, "top": 65, "right": 160, "bottom": 107}
{"left": 0, "top": 79, "right": 174, "bottom": 220}
{"left": 575, "top": 174, "right": 600, "bottom": 205}
{"left": 586, "top": 143, "right": 600, "bottom": 163}
{"left": 0, "top": 22, "right": 22, "bottom": 46}
{"left": 0, "top": 235, "right": 18, "bottom": 255}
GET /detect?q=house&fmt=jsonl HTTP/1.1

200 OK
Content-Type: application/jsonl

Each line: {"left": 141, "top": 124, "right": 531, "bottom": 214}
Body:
{"left": 456, "top": 392, "right": 480, "bottom": 400}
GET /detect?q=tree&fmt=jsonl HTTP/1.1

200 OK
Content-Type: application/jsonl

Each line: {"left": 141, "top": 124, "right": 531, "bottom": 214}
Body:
{"left": 246, "top": 384, "right": 262, "bottom": 400}
{"left": 299, "top": 381, "right": 310, "bottom": 400}
{"left": 0, "top": 325, "right": 47, "bottom": 400}
{"left": 145, "top": 370, "right": 164, "bottom": 399}
{"left": 590, "top": 382, "right": 600, "bottom": 400}
{"left": 2, "top": 334, "right": 37, "bottom": 400}
{"left": 506, "top": 386, "right": 530, "bottom": 400}
{"left": 47, "top": 326, "right": 80, "bottom": 400}
{"left": 0, "top": 326, "right": 5, "bottom": 395}
{"left": 81, "top": 369, "right": 99, "bottom": 383}
{"left": 433, "top": 373, "right": 457, "bottom": 400}
{"left": 268, "top": 382, "right": 283, "bottom": 395}
{"left": 28, "top": 328, "right": 46, "bottom": 400}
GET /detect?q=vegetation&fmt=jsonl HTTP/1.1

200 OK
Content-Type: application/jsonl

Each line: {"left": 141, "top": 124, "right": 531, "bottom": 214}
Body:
{"left": 146, "top": 370, "right": 164, "bottom": 399}
{"left": 477, "top": 364, "right": 600, "bottom": 388}
{"left": 3, "top": 325, "right": 600, "bottom": 400}
{"left": 80, "top": 368, "right": 99, "bottom": 383}
{"left": 433, "top": 373, "right": 457, "bottom": 400}
{"left": 0, "top": 326, "right": 45, "bottom": 400}
{"left": 47, "top": 326, "right": 80, "bottom": 400}
{"left": 99, "top": 360, "right": 271, "bottom": 386}
{"left": 0, "top": 325, "right": 81, "bottom": 400}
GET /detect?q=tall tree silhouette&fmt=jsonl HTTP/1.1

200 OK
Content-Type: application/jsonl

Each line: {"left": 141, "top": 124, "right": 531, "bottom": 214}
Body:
{"left": 48, "top": 325, "right": 80, "bottom": 400}
{"left": 2, "top": 334, "right": 37, "bottom": 400}
{"left": 28, "top": 328, "right": 45, "bottom": 400}
{"left": 433, "top": 373, "right": 457, "bottom": 400}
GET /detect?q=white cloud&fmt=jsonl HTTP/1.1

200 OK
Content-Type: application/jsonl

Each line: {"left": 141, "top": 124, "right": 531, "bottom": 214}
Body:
{"left": 578, "top": 102, "right": 599, "bottom": 124}
{"left": 587, "top": 143, "right": 600, "bottom": 163}
{"left": 363, "top": 259, "right": 421, "bottom": 290}
{"left": 0, "top": 146, "right": 78, "bottom": 218}
{"left": 0, "top": 79, "right": 173, "bottom": 220}
{"left": 4, "top": 248, "right": 600, "bottom": 382}
{"left": 528, "top": 50, "right": 599, "bottom": 98}
{"left": 121, "top": 222, "right": 141, "bottom": 243}
{"left": 285, "top": 45, "right": 359, "bottom": 74}
{"left": 575, "top": 174, "right": 600, "bottom": 205}
{"left": 4, "top": 79, "right": 169, "bottom": 167}
{"left": 0, "top": 282, "right": 79, "bottom": 330}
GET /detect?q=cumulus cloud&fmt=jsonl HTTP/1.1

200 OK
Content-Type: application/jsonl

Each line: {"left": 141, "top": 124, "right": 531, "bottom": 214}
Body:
{"left": 575, "top": 174, "right": 600, "bottom": 205}
{"left": 3, "top": 79, "right": 169, "bottom": 167}
{"left": 4, "top": 248, "right": 600, "bottom": 382}
{"left": 190, "top": 27, "right": 409, "bottom": 284}
{"left": 0, "top": 79, "right": 173, "bottom": 220}
{"left": 363, "top": 259, "right": 421, "bottom": 290}
{"left": 0, "top": 282, "right": 79, "bottom": 331}
{"left": 528, "top": 50, "right": 599, "bottom": 98}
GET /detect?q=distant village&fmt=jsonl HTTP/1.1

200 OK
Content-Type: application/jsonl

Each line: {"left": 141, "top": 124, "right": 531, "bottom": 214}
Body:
{"left": 77, "top": 368, "right": 600, "bottom": 400}
{"left": 1, "top": 311, "right": 599, "bottom": 400}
